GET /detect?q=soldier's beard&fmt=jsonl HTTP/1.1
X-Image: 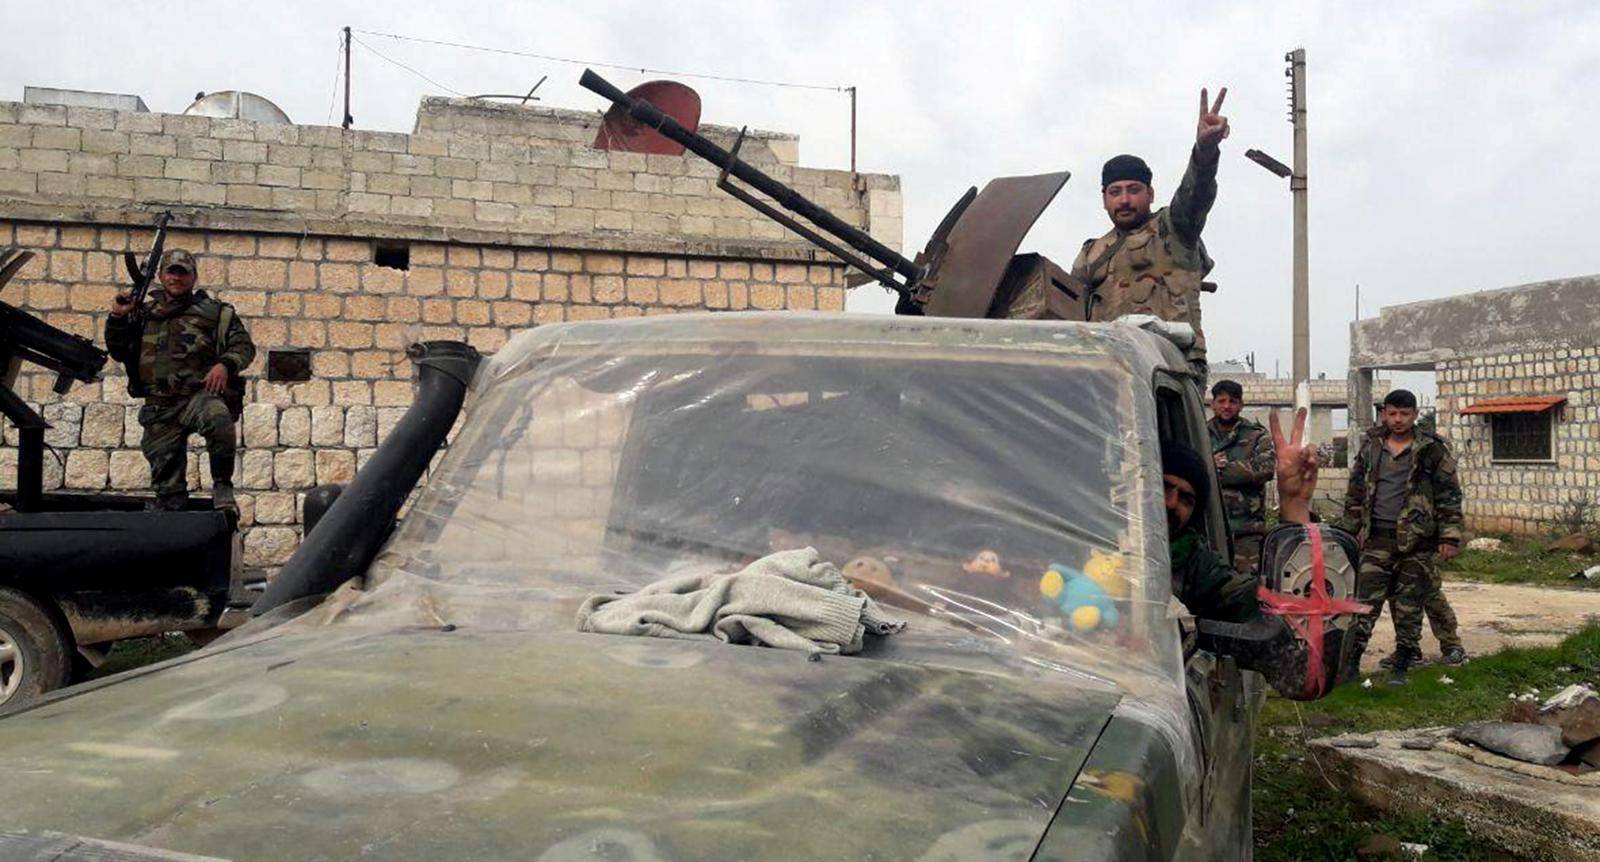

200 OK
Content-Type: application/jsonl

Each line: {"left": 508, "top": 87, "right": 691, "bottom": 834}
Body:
{"left": 1167, "top": 505, "right": 1186, "bottom": 535}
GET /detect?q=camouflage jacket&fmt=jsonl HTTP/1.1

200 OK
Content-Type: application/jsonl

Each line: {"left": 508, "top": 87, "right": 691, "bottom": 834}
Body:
{"left": 105, "top": 289, "right": 255, "bottom": 399}
{"left": 1335, "top": 427, "right": 1463, "bottom": 553}
{"left": 1171, "top": 527, "right": 1260, "bottom": 623}
{"left": 1208, "top": 416, "right": 1275, "bottom": 536}
{"left": 1072, "top": 143, "right": 1219, "bottom": 361}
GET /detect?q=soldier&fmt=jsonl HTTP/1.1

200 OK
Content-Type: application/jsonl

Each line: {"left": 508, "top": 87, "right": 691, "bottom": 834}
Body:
{"left": 106, "top": 249, "right": 254, "bottom": 513}
{"left": 1336, "top": 389, "right": 1467, "bottom": 685}
{"left": 1074, "top": 87, "right": 1229, "bottom": 373}
{"left": 1163, "top": 408, "right": 1319, "bottom": 624}
{"left": 1207, "top": 380, "right": 1275, "bottom": 573}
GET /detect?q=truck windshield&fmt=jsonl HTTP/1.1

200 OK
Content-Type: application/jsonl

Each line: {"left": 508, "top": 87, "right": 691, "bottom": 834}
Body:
{"left": 368, "top": 331, "right": 1178, "bottom": 686}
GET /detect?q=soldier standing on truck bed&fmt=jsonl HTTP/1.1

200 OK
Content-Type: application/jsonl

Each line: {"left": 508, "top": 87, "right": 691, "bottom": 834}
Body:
{"left": 1073, "top": 88, "right": 1229, "bottom": 374}
{"left": 1336, "top": 389, "right": 1468, "bottom": 685}
{"left": 106, "top": 249, "right": 254, "bottom": 514}
{"left": 1207, "top": 380, "right": 1275, "bottom": 574}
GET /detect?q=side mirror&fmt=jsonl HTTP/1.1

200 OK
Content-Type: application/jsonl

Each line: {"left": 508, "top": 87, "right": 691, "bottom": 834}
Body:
{"left": 1197, "top": 523, "right": 1367, "bottom": 700}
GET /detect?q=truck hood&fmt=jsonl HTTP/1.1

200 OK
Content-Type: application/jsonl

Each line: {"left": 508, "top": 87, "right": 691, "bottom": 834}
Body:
{"left": 0, "top": 625, "right": 1121, "bottom": 861}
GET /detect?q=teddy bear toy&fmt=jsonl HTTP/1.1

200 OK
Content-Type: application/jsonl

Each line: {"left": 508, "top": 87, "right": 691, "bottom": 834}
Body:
{"left": 1039, "top": 549, "right": 1129, "bottom": 632}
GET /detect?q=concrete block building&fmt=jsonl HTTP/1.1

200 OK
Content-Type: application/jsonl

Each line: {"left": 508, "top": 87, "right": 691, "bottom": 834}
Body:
{"left": 0, "top": 92, "right": 903, "bottom": 565}
{"left": 1350, "top": 275, "right": 1600, "bottom": 535}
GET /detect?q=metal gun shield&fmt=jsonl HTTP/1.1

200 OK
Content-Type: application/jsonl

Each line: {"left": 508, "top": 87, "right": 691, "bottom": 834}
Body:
{"left": 920, "top": 171, "right": 1070, "bottom": 319}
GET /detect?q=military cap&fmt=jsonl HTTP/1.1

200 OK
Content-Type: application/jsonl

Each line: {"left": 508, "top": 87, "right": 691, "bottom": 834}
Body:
{"left": 1101, "top": 154, "right": 1153, "bottom": 189}
{"left": 161, "top": 248, "right": 198, "bottom": 275}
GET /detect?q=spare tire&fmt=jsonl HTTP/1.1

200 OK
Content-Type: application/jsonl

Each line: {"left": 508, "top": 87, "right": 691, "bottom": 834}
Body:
{"left": 0, "top": 587, "right": 71, "bottom": 709}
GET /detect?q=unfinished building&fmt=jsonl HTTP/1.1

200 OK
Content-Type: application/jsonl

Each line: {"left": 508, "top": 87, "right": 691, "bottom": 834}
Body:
{"left": 0, "top": 90, "right": 903, "bottom": 564}
{"left": 1349, "top": 275, "right": 1600, "bottom": 535}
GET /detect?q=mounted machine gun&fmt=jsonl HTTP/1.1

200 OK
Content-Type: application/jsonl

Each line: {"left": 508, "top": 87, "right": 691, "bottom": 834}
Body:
{"left": 580, "top": 70, "right": 1091, "bottom": 322}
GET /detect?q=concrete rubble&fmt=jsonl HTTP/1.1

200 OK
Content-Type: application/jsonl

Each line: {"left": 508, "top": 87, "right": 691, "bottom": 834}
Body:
{"left": 1312, "top": 729, "right": 1600, "bottom": 862}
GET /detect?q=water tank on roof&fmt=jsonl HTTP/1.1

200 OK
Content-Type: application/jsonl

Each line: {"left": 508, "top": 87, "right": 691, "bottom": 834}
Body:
{"left": 183, "top": 91, "right": 291, "bottom": 124}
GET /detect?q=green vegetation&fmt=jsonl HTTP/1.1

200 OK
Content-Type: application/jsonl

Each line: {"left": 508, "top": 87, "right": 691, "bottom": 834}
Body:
{"left": 1442, "top": 536, "right": 1598, "bottom": 589}
{"left": 1254, "top": 624, "right": 1600, "bottom": 861}
{"left": 83, "top": 633, "right": 197, "bottom": 681}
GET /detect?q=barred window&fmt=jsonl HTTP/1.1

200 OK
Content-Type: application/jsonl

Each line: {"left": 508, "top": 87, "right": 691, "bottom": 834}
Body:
{"left": 1490, "top": 411, "right": 1553, "bottom": 462}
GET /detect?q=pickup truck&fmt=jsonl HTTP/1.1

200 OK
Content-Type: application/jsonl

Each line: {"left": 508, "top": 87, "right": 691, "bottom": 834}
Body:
{"left": 0, "top": 247, "right": 243, "bottom": 709}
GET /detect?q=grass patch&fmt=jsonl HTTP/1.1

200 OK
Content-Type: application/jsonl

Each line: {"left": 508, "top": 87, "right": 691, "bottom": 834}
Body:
{"left": 1254, "top": 624, "right": 1600, "bottom": 861}
{"left": 1442, "top": 536, "right": 1599, "bottom": 589}
{"left": 83, "top": 633, "right": 197, "bottom": 680}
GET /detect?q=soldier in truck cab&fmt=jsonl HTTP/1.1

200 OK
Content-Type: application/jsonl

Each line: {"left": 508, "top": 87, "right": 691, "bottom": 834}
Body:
{"left": 1162, "top": 409, "right": 1318, "bottom": 623}
{"left": 1074, "top": 88, "right": 1230, "bottom": 374}
{"left": 106, "top": 249, "right": 254, "bottom": 513}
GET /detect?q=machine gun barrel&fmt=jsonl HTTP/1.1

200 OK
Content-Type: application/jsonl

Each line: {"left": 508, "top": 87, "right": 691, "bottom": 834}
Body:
{"left": 579, "top": 69, "right": 922, "bottom": 289}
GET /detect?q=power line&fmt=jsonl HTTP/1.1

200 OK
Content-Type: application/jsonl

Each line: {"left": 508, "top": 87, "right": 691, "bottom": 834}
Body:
{"left": 350, "top": 28, "right": 848, "bottom": 93}
{"left": 350, "top": 34, "right": 467, "bottom": 97}
{"left": 325, "top": 32, "right": 344, "bottom": 125}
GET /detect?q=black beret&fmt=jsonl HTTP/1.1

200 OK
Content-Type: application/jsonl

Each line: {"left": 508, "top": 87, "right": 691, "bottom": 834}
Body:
{"left": 1102, "top": 154, "right": 1153, "bottom": 189}
{"left": 1161, "top": 440, "right": 1210, "bottom": 513}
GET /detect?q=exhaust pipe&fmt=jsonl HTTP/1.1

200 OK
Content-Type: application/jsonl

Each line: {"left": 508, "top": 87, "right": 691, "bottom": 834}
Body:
{"left": 253, "top": 341, "right": 481, "bottom": 615}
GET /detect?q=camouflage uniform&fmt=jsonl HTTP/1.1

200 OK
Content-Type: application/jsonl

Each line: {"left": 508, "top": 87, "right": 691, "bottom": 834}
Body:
{"left": 1072, "top": 144, "right": 1219, "bottom": 369}
{"left": 1335, "top": 427, "right": 1464, "bottom": 658}
{"left": 1170, "top": 528, "right": 1260, "bottom": 623}
{"left": 105, "top": 282, "right": 254, "bottom": 509}
{"left": 1208, "top": 415, "right": 1275, "bottom": 574}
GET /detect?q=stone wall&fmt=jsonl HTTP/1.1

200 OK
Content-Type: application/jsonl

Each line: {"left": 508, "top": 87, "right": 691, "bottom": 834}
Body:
{"left": 1350, "top": 274, "right": 1600, "bottom": 537}
{"left": 1436, "top": 346, "right": 1600, "bottom": 535}
{"left": 0, "top": 96, "right": 902, "bottom": 567}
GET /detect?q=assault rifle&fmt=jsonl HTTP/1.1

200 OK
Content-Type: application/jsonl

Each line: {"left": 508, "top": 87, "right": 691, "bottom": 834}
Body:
{"left": 115, "top": 211, "right": 172, "bottom": 395}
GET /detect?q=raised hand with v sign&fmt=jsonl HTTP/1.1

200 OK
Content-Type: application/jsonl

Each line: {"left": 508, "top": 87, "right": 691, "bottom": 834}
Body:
{"left": 1270, "top": 407, "right": 1319, "bottom": 525}
{"left": 1197, "top": 87, "right": 1230, "bottom": 149}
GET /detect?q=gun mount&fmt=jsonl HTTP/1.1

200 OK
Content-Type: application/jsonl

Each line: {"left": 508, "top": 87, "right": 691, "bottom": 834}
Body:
{"left": 579, "top": 70, "right": 1086, "bottom": 321}
{"left": 0, "top": 247, "right": 109, "bottom": 512}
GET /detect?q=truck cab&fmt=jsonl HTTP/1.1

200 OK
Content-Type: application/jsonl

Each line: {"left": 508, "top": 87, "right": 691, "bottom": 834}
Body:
{"left": 0, "top": 313, "right": 1273, "bottom": 860}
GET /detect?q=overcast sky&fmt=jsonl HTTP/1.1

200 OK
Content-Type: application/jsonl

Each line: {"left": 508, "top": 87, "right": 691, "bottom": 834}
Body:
{"left": 5, "top": 0, "right": 1597, "bottom": 386}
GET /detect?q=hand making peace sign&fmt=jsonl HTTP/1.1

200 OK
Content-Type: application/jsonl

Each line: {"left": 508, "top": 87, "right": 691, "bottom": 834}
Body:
{"left": 1197, "top": 87, "right": 1230, "bottom": 149}
{"left": 1267, "top": 407, "right": 1318, "bottom": 508}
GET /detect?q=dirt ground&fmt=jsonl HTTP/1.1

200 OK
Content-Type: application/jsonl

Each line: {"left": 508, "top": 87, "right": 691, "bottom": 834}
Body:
{"left": 1360, "top": 580, "right": 1600, "bottom": 670}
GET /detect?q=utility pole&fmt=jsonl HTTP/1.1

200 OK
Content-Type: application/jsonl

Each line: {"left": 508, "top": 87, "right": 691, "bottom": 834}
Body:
{"left": 1287, "top": 48, "right": 1309, "bottom": 387}
{"left": 847, "top": 86, "right": 857, "bottom": 175}
{"left": 342, "top": 26, "right": 354, "bottom": 130}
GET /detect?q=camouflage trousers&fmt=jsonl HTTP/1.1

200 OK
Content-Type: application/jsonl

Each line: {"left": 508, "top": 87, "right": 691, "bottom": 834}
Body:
{"left": 138, "top": 392, "right": 237, "bottom": 503}
{"left": 1231, "top": 532, "right": 1263, "bottom": 576}
{"left": 1353, "top": 532, "right": 1462, "bottom": 656}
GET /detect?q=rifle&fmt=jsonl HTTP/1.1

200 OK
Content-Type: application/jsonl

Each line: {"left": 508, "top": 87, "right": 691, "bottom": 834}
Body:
{"left": 115, "top": 211, "right": 172, "bottom": 396}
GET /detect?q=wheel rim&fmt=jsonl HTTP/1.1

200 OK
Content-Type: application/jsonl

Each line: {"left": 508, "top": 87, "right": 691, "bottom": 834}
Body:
{"left": 0, "top": 626, "right": 23, "bottom": 705}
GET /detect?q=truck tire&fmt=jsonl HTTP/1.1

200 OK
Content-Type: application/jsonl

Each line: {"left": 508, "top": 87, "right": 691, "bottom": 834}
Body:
{"left": 0, "top": 587, "right": 72, "bottom": 709}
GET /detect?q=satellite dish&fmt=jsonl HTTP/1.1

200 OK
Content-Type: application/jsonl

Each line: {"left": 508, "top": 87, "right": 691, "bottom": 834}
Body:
{"left": 183, "top": 91, "right": 291, "bottom": 125}
{"left": 592, "top": 80, "right": 700, "bottom": 156}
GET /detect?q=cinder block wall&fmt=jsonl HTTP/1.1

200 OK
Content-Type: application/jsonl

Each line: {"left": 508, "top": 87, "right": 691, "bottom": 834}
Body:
{"left": 1437, "top": 347, "right": 1600, "bottom": 536}
{"left": 0, "top": 96, "right": 902, "bottom": 566}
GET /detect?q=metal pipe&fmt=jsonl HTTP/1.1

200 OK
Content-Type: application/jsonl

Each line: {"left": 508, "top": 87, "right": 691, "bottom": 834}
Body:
{"left": 579, "top": 69, "right": 920, "bottom": 284}
{"left": 253, "top": 341, "right": 481, "bottom": 615}
{"left": 16, "top": 427, "right": 41, "bottom": 513}
{"left": 848, "top": 86, "right": 857, "bottom": 175}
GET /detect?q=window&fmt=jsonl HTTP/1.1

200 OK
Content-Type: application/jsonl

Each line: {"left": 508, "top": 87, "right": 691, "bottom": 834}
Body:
{"left": 1490, "top": 411, "right": 1552, "bottom": 462}
{"left": 373, "top": 241, "right": 410, "bottom": 270}
{"left": 266, "top": 348, "right": 313, "bottom": 382}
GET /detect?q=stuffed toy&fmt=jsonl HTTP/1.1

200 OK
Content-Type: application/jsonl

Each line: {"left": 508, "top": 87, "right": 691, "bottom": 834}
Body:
{"left": 1039, "top": 549, "right": 1129, "bottom": 632}
{"left": 843, "top": 555, "right": 898, "bottom": 600}
{"left": 962, "top": 549, "right": 1010, "bottom": 580}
